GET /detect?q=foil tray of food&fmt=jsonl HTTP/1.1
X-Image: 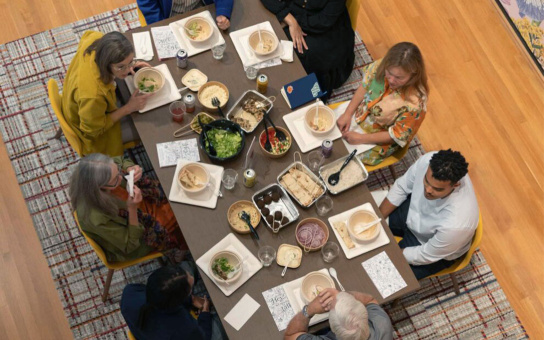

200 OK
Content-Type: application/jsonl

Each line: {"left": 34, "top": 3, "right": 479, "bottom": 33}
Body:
{"left": 252, "top": 183, "right": 299, "bottom": 233}
{"left": 226, "top": 90, "right": 273, "bottom": 133}
{"left": 319, "top": 154, "right": 369, "bottom": 195}
{"left": 277, "top": 162, "right": 326, "bottom": 208}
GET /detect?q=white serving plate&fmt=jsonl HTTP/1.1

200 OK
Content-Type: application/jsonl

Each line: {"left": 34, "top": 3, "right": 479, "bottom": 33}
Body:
{"left": 125, "top": 64, "right": 181, "bottom": 113}
{"left": 229, "top": 21, "right": 283, "bottom": 68}
{"left": 327, "top": 203, "right": 390, "bottom": 259}
{"left": 196, "top": 233, "right": 263, "bottom": 296}
{"left": 169, "top": 159, "right": 223, "bottom": 209}
{"left": 283, "top": 100, "right": 342, "bottom": 153}
{"left": 169, "top": 10, "right": 226, "bottom": 57}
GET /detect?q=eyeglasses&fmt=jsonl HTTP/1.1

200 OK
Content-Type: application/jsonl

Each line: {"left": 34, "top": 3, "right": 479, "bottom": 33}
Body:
{"left": 103, "top": 165, "right": 124, "bottom": 188}
{"left": 113, "top": 60, "right": 136, "bottom": 72}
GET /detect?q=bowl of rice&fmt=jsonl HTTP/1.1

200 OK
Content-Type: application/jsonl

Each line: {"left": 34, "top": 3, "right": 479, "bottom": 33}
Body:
{"left": 198, "top": 81, "right": 229, "bottom": 113}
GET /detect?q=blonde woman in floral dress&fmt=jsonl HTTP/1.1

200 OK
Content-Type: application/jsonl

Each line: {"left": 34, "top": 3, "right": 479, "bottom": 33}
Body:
{"left": 337, "top": 42, "right": 429, "bottom": 166}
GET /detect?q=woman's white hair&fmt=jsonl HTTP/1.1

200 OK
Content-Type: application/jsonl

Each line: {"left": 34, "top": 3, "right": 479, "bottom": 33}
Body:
{"left": 328, "top": 292, "right": 370, "bottom": 340}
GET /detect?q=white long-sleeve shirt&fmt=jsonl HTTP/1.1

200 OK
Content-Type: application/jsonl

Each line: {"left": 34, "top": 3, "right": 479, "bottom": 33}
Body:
{"left": 387, "top": 152, "right": 479, "bottom": 265}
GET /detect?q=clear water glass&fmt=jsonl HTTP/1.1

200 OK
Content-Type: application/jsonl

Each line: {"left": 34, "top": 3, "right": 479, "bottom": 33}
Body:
{"left": 245, "top": 66, "right": 258, "bottom": 80}
{"left": 307, "top": 150, "right": 325, "bottom": 172}
{"left": 321, "top": 242, "right": 340, "bottom": 263}
{"left": 315, "top": 195, "right": 333, "bottom": 216}
{"left": 211, "top": 43, "right": 226, "bottom": 60}
{"left": 221, "top": 169, "right": 238, "bottom": 190}
{"left": 258, "top": 245, "right": 276, "bottom": 267}
{"left": 169, "top": 101, "right": 186, "bottom": 122}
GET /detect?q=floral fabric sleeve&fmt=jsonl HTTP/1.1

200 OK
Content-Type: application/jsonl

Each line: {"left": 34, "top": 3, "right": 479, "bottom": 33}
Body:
{"left": 361, "top": 59, "right": 382, "bottom": 92}
{"left": 388, "top": 106, "right": 426, "bottom": 148}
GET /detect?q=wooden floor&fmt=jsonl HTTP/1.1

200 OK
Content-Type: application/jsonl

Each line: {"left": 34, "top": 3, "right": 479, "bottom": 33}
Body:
{"left": 0, "top": 0, "right": 542, "bottom": 338}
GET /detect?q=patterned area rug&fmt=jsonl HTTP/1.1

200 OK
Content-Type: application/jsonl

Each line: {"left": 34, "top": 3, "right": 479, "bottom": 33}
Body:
{"left": 495, "top": 0, "right": 544, "bottom": 75}
{"left": 0, "top": 4, "right": 527, "bottom": 339}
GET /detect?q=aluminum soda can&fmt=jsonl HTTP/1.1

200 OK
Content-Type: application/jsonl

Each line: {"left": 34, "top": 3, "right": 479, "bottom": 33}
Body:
{"left": 256, "top": 74, "right": 268, "bottom": 94}
{"left": 243, "top": 169, "right": 256, "bottom": 188}
{"left": 321, "top": 139, "right": 333, "bottom": 158}
{"left": 183, "top": 93, "right": 195, "bottom": 113}
{"left": 176, "top": 49, "right": 188, "bottom": 69}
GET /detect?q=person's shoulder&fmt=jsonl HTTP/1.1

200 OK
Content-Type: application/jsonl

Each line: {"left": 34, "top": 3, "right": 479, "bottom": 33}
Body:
{"left": 296, "top": 333, "right": 333, "bottom": 340}
{"left": 120, "top": 284, "right": 146, "bottom": 311}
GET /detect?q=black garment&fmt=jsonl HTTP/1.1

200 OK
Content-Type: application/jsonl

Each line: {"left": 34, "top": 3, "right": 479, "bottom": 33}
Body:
{"left": 389, "top": 195, "right": 457, "bottom": 280}
{"left": 261, "top": 0, "right": 355, "bottom": 101}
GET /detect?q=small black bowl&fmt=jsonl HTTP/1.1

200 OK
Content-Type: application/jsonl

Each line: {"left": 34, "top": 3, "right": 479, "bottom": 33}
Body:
{"left": 199, "top": 119, "right": 246, "bottom": 162}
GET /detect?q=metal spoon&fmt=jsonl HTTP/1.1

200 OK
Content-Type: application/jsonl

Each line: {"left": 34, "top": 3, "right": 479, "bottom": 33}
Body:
{"left": 240, "top": 211, "right": 259, "bottom": 240}
{"left": 328, "top": 149, "right": 357, "bottom": 186}
{"left": 198, "top": 115, "right": 217, "bottom": 156}
{"left": 328, "top": 267, "right": 345, "bottom": 292}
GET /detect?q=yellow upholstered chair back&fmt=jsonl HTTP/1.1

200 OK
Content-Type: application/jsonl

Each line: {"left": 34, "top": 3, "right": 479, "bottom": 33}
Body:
{"left": 47, "top": 79, "right": 83, "bottom": 156}
{"left": 137, "top": 7, "right": 147, "bottom": 27}
{"left": 127, "top": 329, "right": 137, "bottom": 340}
{"left": 364, "top": 143, "right": 410, "bottom": 173}
{"left": 429, "top": 213, "right": 483, "bottom": 277}
{"left": 346, "top": 0, "right": 360, "bottom": 31}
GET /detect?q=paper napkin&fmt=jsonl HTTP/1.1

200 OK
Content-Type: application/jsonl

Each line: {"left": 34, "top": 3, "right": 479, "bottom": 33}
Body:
{"left": 125, "top": 170, "right": 134, "bottom": 197}
{"left": 280, "top": 40, "right": 294, "bottom": 62}
{"left": 224, "top": 294, "right": 261, "bottom": 331}
{"left": 133, "top": 32, "right": 154, "bottom": 60}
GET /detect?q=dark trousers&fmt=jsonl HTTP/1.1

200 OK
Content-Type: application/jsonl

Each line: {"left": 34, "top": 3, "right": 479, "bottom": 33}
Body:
{"left": 389, "top": 195, "right": 455, "bottom": 280}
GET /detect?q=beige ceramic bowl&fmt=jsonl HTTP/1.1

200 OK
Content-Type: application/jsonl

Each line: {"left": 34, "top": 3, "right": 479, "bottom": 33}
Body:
{"left": 227, "top": 200, "right": 261, "bottom": 234}
{"left": 301, "top": 271, "right": 335, "bottom": 303}
{"left": 133, "top": 67, "right": 165, "bottom": 94}
{"left": 259, "top": 127, "right": 292, "bottom": 159}
{"left": 178, "top": 162, "right": 210, "bottom": 194}
{"left": 347, "top": 210, "right": 381, "bottom": 243}
{"left": 248, "top": 30, "right": 279, "bottom": 56}
{"left": 304, "top": 105, "right": 336, "bottom": 136}
{"left": 197, "top": 81, "right": 229, "bottom": 113}
{"left": 295, "top": 218, "right": 329, "bottom": 252}
{"left": 184, "top": 17, "right": 213, "bottom": 43}
{"left": 209, "top": 250, "right": 243, "bottom": 284}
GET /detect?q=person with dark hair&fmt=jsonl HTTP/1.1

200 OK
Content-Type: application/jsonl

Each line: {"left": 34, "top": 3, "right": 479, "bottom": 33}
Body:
{"left": 121, "top": 263, "right": 227, "bottom": 340}
{"left": 62, "top": 31, "right": 153, "bottom": 157}
{"left": 260, "top": 0, "right": 355, "bottom": 101}
{"left": 379, "top": 150, "right": 479, "bottom": 279}
{"left": 137, "top": 0, "right": 233, "bottom": 29}
{"left": 337, "top": 42, "right": 429, "bottom": 165}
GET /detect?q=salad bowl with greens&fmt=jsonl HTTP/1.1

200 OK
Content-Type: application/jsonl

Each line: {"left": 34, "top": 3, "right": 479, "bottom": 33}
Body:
{"left": 199, "top": 119, "right": 245, "bottom": 162}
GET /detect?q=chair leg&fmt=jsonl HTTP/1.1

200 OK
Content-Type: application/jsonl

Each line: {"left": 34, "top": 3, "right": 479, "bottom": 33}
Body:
{"left": 451, "top": 273, "right": 460, "bottom": 295}
{"left": 102, "top": 269, "right": 114, "bottom": 302}
{"left": 52, "top": 127, "right": 63, "bottom": 140}
{"left": 389, "top": 164, "right": 398, "bottom": 180}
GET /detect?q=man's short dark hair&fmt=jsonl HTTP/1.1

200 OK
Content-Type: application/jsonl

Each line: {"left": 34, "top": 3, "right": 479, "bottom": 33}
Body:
{"left": 429, "top": 149, "right": 468, "bottom": 184}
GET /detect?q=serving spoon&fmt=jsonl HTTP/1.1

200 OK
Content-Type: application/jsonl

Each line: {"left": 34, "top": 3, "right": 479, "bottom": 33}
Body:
{"left": 198, "top": 115, "right": 217, "bottom": 156}
{"left": 263, "top": 111, "right": 287, "bottom": 142}
{"left": 353, "top": 218, "right": 382, "bottom": 234}
{"left": 240, "top": 211, "right": 260, "bottom": 240}
{"left": 262, "top": 117, "right": 272, "bottom": 152}
{"left": 281, "top": 252, "right": 296, "bottom": 277}
{"left": 328, "top": 149, "right": 357, "bottom": 186}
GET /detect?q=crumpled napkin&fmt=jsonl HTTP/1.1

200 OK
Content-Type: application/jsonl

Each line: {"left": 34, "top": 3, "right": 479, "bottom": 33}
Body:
{"left": 280, "top": 40, "right": 294, "bottom": 62}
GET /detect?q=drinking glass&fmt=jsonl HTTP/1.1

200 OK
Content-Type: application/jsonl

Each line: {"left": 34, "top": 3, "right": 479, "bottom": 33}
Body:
{"left": 211, "top": 43, "right": 226, "bottom": 60}
{"left": 307, "top": 150, "right": 325, "bottom": 172}
{"left": 258, "top": 245, "right": 276, "bottom": 267}
{"left": 315, "top": 195, "right": 333, "bottom": 216}
{"left": 321, "top": 242, "right": 340, "bottom": 263}
{"left": 245, "top": 66, "right": 258, "bottom": 80}
{"left": 221, "top": 169, "right": 238, "bottom": 190}
{"left": 169, "top": 101, "right": 186, "bottom": 123}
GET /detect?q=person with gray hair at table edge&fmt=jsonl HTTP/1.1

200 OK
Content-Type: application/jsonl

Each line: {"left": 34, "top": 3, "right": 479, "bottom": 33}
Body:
{"left": 284, "top": 288, "right": 393, "bottom": 340}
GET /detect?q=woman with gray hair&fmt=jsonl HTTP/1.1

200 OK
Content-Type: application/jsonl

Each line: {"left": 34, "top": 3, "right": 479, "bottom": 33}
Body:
{"left": 62, "top": 31, "right": 152, "bottom": 157}
{"left": 70, "top": 153, "right": 187, "bottom": 263}
{"left": 285, "top": 289, "right": 393, "bottom": 340}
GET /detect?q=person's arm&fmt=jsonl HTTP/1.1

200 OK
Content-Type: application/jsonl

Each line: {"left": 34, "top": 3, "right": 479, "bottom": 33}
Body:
{"left": 295, "top": 0, "right": 347, "bottom": 34}
{"left": 348, "top": 291, "right": 379, "bottom": 306}
{"left": 384, "top": 155, "right": 423, "bottom": 208}
{"left": 341, "top": 130, "right": 394, "bottom": 145}
{"left": 197, "top": 296, "right": 213, "bottom": 340}
{"left": 284, "top": 297, "right": 326, "bottom": 340}
{"left": 215, "top": 0, "right": 233, "bottom": 19}
{"left": 260, "top": 0, "right": 290, "bottom": 22}
{"left": 379, "top": 198, "right": 397, "bottom": 219}
{"left": 136, "top": 0, "right": 165, "bottom": 25}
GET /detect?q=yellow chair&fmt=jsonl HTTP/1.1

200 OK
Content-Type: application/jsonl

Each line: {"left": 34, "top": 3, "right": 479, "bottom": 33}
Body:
{"left": 47, "top": 79, "right": 83, "bottom": 156}
{"left": 395, "top": 214, "right": 483, "bottom": 295}
{"left": 73, "top": 211, "right": 163, "bottom": 302}
{"left": 137, "top": 7, "right": 147, "bottom": 27}
{"left": 127, "top": 329, "right": 137, "bottom": 340}
{"left": 346, "top": 0, "right": 360, "bottom": 31}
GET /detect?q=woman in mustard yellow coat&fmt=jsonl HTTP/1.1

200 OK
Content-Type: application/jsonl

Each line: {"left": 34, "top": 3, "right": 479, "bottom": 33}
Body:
{"left": 62, "top": 31, "right": 152, "bottom": 156}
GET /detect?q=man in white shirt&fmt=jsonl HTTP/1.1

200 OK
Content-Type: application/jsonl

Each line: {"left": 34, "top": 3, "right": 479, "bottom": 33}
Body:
{"left": 379, "top": 149, "right": 479, "bottom": 280}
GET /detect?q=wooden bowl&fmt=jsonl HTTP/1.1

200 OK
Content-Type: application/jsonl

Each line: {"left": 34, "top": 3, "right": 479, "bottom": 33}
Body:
{"left": 177, "top": 162, "right": 210, "bottom": 194}
{"left": 184, "top": 17, "right": 213, "bottom": 43}
{"left": 198, "top": 81, "right": 229, "bottom": 113}
{"left": 209, "top": 250, "right": 243, "bottom": 284}
{"left": 304, "top": 105, "right": 336, "bottom": 136}
{"left": 295, "top": 218, "right": 329, "bottom": 251}
{"left": 347, "top": 210, "right": 381, "bottom": 243}
{"left": 259, "top": 127, "right": 292, "bottom": 158}
{"left": 133, "top": 67, "right": 165, "bottom": 94}
{"left": 227, "top": 200, "right": 261, "bottom": 234}
{"left": 301, "top": 271, "right": 335, "bottom": 303}
{"left": 248, "top": 30, "right": 279, "bottom": 56}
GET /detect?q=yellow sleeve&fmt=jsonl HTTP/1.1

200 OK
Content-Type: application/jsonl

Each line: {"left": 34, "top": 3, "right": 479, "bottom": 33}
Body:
{"left": 78, "top": 96, "right": 115, "bottom": 140}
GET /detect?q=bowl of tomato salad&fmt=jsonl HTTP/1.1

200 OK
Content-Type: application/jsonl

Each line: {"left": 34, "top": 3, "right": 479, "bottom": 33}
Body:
{"left": 259, "top": 126, "right": 292, "bottom": 158}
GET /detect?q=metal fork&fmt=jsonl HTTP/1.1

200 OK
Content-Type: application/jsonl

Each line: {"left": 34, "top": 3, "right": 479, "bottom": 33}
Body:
{"left": 211, "top": 97, "right": 225, "bottom": 118}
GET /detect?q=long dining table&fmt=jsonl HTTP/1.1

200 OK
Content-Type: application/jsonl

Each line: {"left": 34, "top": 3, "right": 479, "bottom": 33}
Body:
{"left": 117, "top": 1, "right": 419, "bottom": 338}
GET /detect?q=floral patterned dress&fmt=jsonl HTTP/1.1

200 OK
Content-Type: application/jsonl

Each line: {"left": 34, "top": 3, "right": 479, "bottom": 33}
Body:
{"left": 354, "top": 59, "right": 427, "bottom": 165}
